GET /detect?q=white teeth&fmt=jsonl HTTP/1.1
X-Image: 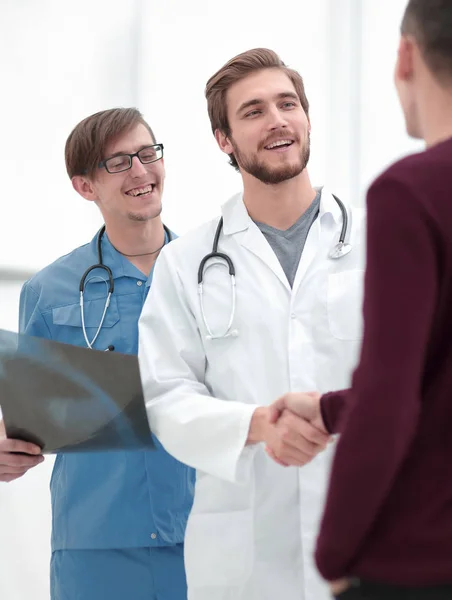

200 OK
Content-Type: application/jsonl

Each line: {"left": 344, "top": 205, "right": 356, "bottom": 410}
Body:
{"left": 266, "top": 139, "right": 293, "bottom": 149}
{"left": 126, "top": 184, "right": 154, "bottom": 197}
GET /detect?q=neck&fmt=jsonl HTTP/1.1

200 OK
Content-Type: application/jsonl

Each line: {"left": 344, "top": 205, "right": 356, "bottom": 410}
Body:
{"left": 420, "top": 86, "right": 452, "bottom": 147}
{"left": 241, "top": 169, "right": 316, "bottom": 229}
{"left": 105, "top": 216, "right": 165, "bottom": 276}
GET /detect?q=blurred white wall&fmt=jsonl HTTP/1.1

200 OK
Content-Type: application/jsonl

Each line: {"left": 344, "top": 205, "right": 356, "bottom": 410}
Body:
{"left": 0, "top": 0, "right": 141, "bottom": 273}
{"left": 0, "top": 1, "right": 420, "bottom": 599}
{"left": 0, "top": 283, "right": 21, "bottom": 333}
{"left": 358, "top": 0, "right": 423, "bottom": 196}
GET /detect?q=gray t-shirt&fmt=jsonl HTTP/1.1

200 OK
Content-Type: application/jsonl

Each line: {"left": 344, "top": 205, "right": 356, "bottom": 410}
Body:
{"left": 255, "top": 189, "right": 321, "bottom": 288}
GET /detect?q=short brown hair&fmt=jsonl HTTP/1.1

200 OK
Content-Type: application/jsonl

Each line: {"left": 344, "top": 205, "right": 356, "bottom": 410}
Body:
{"left": 205, "top": 48, "right": 310, "bottom": 169}
{"left": 401, "top": 0, "right": 452, "bottom": 83}
{"left": 65, "top": 107, "right": 156, "bottom": 179}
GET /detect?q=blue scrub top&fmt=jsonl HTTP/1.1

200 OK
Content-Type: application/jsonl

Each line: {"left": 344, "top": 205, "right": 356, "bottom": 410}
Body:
{"left": 19, "top": 229, "right": 195, "bottom": 551}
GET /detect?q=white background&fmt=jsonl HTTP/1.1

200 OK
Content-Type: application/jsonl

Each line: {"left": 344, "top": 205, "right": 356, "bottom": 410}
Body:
{"left": 0, "top": 1, "right": 422, "bottom": 598}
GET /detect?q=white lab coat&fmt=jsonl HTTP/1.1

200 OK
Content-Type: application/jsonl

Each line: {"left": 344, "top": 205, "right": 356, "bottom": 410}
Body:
{"left": 138, "top": 188, "right": 366, "bottom": 600}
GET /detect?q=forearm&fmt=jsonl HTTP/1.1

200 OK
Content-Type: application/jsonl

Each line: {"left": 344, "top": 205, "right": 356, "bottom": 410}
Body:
{"left": 316, "top": 380, "right": 420, "bottom": 579}
{"left": 147, "top": 387, "right": 258, "bottom": 483}
{"left": 246, "top": 406, "right": 269, "bottom": 445}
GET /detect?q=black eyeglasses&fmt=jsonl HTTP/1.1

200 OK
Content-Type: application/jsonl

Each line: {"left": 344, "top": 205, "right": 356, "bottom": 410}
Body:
{"left": 99, "top": 144, "right": 164, "bottom": 174}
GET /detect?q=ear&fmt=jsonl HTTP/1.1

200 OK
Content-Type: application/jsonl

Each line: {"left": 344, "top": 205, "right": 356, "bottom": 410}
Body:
{"left": 214, "top": 129, "right": 234, "bottom": 156}
{"left": 395, "top": 36, "right": 414, "bottom": 83}
{"left": 72, "top": 176, "right": 98, "bottom": 202}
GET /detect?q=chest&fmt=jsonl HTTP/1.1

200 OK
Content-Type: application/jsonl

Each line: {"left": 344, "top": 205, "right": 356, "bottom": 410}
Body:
{"left": 193, "top": 222, "right": 365, "bottom": 345}
{"left": 45, "top": 277, "right": 148, "bottom": 354}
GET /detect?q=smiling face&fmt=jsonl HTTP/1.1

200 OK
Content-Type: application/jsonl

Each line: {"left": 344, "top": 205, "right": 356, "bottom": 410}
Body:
{"left": 215, "top": 68, "right": 311, "bottom": 185}
{"left": 73, "top": 123, "right": 165, "bottom": 225}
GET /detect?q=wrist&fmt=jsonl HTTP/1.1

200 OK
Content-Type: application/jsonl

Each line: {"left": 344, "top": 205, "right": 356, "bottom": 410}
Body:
{"left": 246, "top": 407, "right": 270, "bottom": 445}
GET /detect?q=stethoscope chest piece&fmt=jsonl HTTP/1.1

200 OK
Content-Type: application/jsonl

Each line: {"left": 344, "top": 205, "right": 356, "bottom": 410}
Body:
{"left": 329, "top": 241, "right": 352, "bottom": 259}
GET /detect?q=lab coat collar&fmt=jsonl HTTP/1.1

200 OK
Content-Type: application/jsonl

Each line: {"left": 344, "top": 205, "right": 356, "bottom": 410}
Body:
{"left": 220, "top": 186, "right": 343, "bottom": 234}
{"left": 319, "top": 186, "right": 343, "bottom": 225}
{"left": 221, "top": 192, "right": 250, "bottom": 235}
{"left": 220, "top": 192, "right": 289, "bottom": 290}
{"left": 219, "top": 187, "right": 346, "bottom": 293}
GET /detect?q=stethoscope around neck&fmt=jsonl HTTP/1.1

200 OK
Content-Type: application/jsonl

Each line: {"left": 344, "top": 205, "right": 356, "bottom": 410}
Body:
{"left": 79, "top": 224, "right": 171, "bottom": 350}
{"left": 197, "top": 194, "right": 352, "bottom": 341}
{"left": 198, "top": 220, "right": 238, "bottom": 341}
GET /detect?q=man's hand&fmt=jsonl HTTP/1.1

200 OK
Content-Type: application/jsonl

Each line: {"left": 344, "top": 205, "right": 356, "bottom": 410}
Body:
{"left": 247, "top": 404, "right": 330, "bottom": 467}
{"left": 329, "top": 578, "right": 352, "bottom": 595}
{"left": 264, "top": 392, "right": 330, "bottom": 466}
{"left": 269, "top": 391, "right": 327, "bottom": 432}
{"left": 0, "top": 420, "right": 44, "bottom": 483}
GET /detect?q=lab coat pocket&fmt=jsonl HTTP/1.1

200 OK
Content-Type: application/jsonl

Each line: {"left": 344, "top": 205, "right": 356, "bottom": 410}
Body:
{"left": 184, "top": 509, "right": 253, "bottom": 588}
{"left": 327, "top": 270, "right": 364, "bottom": 340}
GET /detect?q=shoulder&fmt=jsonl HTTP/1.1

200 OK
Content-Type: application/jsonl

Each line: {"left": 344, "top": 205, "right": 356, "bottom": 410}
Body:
{"left": 22, "top": 242, "right": 95, "bottom": 311}
{"left": 375, "top": 151, "right": 422, "bottom": 185}
{"left": 369, "top": 143, "right": 451, "bottom": 212}
{"left": 364, "top": 150, "right": 448, "bottom": 247}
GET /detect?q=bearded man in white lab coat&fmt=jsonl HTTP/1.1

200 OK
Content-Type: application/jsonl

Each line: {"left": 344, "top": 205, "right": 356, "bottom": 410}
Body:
{"left": 138, "top": 48, "right": 366, "bottom": 600}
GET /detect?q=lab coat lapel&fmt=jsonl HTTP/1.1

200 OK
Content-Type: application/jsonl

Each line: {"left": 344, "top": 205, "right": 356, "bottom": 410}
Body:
{"left": 291, "top": 216, "right": 321, "bottom": 296}
{"left": 239, "top": 225, "right": 290, "bottom": 290}
{"left": 291, "top": 188, "right": 344, "bottom": 296}
{"left": 221, "top": 193, "right": 291, "bottom": 291}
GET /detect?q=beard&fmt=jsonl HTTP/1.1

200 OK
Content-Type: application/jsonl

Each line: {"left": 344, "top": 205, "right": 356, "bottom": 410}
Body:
{"left": 231, "top": 133, "right": 311, "bottom": 185}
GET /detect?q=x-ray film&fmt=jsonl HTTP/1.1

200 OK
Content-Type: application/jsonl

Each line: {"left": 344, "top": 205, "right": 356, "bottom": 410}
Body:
{"left": 0, "top": 329, "right": 154, "bottom": 453}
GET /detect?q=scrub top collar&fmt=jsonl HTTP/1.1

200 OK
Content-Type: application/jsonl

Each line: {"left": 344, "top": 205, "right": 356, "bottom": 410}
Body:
{"left": 91, "top": 227, "right": 171, "bottom": 287}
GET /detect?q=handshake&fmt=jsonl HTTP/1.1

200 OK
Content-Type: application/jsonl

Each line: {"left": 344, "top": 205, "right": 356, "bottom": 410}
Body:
{"left": 247, "top": 392, "right": 331, "bottom": 467}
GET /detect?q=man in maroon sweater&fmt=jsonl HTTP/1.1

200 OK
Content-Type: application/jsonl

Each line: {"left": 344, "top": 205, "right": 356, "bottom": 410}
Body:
{"left": 270, "top": 0, "right": 452, "bottom": 598}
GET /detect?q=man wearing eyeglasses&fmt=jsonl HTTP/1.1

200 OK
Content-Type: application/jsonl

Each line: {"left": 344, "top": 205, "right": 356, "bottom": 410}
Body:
{"left": 4, "top": 108, "right": 194, "bottom": 600}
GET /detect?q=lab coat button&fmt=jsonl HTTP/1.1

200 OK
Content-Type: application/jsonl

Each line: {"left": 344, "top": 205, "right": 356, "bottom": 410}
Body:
{"left": 151, "top": 533, "right": 157, "bottom": 539}
{"left": 291, "top": 313, "right": 297, "bottom": 319}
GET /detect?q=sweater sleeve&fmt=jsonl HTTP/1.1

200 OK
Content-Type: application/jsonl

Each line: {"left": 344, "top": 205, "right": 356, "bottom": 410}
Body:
{"left": 315, "top": 175, "right": 439, "bottom": 580}
{"left": 320, "top": 389, "right": 349, "bottom": 434}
